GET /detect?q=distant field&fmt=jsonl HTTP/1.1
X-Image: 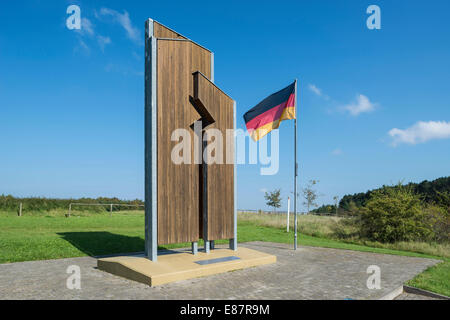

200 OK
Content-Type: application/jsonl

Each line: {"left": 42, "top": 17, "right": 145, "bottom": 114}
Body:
{"left": 0, "top": 209, "right": 144, "bottom": 217}
{"left": 238, "top": 211, "right": 341, "bottom": 238}
{"left": 0, "top": 210, "right": 448, "bottom": 296}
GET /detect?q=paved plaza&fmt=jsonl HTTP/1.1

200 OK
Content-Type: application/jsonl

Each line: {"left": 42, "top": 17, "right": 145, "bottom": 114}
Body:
{"left": 0, "top": 242, "right": 441, "bottom": 300}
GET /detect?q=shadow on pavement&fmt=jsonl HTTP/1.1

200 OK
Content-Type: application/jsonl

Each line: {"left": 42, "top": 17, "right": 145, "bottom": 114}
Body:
{"left": 58, "top": 232, "right": 145, "bottom": 257}
{"left": 58, "top": 232, "right": 191, "bottom": 258}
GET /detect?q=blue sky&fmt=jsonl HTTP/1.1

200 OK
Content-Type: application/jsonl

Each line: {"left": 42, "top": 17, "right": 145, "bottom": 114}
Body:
{"left": 1, "top": 0, "right": 449, "bottom": 211}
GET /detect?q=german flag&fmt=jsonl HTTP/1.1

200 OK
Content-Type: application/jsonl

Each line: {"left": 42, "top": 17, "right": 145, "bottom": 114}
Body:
{"left": 243, "top": 81, "right": 296, "bottom": 141}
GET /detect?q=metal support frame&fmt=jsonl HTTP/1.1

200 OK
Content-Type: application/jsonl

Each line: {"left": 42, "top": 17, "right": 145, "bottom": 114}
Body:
{"left": 230, "top": 101, "right": 238, "bottom": 251}
{"left": 210, "top": 52, "right": 214, "bottom": 83}
{"left": 202, "top": 136, "right": 210, "bottom": 254}
{"left": 204, "top": 240, "right": 210, "bottom": 254}
{"left": 145, "top": 19, "right": 158, "bottom": 261}
{"left": 192, "top": 241, "right": 198, "bottom": 255}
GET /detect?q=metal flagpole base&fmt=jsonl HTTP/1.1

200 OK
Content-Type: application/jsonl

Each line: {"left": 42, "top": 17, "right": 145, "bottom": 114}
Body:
{"left": 192, "top": 242, "right": 198, "bottom": 255}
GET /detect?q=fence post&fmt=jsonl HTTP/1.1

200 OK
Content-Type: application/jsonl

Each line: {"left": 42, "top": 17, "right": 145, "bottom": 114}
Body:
{"left": 18, "top": 203, "right": 22, "bottom": 217}
{"left": 110, "top": 204, "right": 113, "bottom": 217}
{"left": 287, "top": 197, "right": 290, "bottom": 232}
{"left": 68, "top": 204, "right": 71, "bottom": 217}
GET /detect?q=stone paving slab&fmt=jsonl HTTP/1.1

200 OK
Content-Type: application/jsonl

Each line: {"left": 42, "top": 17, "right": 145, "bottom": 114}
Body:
{"left": 0, "top": 242, "right": 441, "bottom": 300}
{"left": 395, "top": 293, "right": 442, "bottom": 300}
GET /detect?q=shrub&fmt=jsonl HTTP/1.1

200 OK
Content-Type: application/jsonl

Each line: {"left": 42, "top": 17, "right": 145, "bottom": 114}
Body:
{"left": 424, "top": 205, "right": 450, "bottom": 242}
{"left": 331, "top": 218, "right": 360, "bottom": 240}
{"left": 358, "top": 186, "right": 435, "bottom": 243}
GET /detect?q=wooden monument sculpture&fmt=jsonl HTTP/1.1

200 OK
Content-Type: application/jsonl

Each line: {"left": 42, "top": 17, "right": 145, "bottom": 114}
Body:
{"left": 97, "top": 19, "right": 274, "bottom": 286}
{"left": 144, "top": 19, "right": 236, "bottom": 261}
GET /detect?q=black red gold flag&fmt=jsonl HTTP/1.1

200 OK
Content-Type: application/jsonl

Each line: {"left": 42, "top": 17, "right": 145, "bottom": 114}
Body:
{"left": 243, "top": 82, "right": 296, "bottom": 141}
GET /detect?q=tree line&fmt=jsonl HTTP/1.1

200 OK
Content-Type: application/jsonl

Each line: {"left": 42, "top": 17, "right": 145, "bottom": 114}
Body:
{"left": 338, "top": 176, "right": 450, "bottom": 211}
{"left": 0, "top": 195, "right": 144, "bottom": 213}
{"left": 264, "top": 177, "right": 449, "bottom": 243}
{"left": 312, "top": 177, "right": 449, "bottom": 243}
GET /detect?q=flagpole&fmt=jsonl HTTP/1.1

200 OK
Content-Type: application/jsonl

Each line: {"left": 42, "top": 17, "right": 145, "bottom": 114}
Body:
{"left": 294, "top": 79, "right": 298, "bottom": 250}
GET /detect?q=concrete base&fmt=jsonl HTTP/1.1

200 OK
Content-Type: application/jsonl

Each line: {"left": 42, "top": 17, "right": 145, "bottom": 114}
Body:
{"left": 97, "top": 247, "right": 276, "bottom": 287}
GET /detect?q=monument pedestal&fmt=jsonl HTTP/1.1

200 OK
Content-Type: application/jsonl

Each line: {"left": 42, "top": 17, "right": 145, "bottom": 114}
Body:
{"left": 98, "top": 247, "right": 276, "bottom": 287}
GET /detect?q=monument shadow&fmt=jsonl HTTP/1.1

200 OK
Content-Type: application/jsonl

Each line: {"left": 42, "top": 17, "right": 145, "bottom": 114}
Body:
{"left": 58, "top": 232, "right": 145, "bottom": 258}
{"left": 58, "top": 232, "right": 194, "bottom": 258}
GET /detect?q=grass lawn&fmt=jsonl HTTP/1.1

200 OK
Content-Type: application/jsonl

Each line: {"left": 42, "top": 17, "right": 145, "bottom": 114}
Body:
{"left": 0, "top": 214, "right": 448, "bottom": 297}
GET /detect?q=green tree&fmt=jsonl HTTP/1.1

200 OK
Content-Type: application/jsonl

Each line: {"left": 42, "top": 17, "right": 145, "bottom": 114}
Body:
{"left": 358, "top": 185, "right": 434, "bottom": 242}
{"left": 302, "top": 180, "right": 319, "bottom": 214}
{"left": 339, "top": 176, "right": 450, "bottom": 210}
{"left": 264, "top": 189, "right": 282, "bottom": 213}
{"left": 347, "top": 200, "right": 359, "bottom": 216}
{"left": 333, "top": 196, "right": 339, "bottom": 216}
{"left": 424, "top": 205, "right": 450, "bottom": 242}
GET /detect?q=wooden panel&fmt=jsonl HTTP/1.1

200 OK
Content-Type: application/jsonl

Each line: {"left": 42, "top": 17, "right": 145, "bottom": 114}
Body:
{"left": 191, "top": 44, "right": 211, "bottom": 84}
{"left": 156, "top": 39, "right": 211, "bottom": 245}
{"left": 193, "top": 73, "right": 234, "bottom": 241}
{"left": 153, "top": 21, "right": 187, "bottom": 39}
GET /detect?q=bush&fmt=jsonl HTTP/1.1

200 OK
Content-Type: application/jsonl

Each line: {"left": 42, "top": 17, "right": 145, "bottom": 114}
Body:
{"left": 424, "top": 205, "right": 450, "bottom": 242}
{"left": 331, "top": 218, "right": 360, "bottom": 240}
{"left": 358, "top": 186, "right": 435, "bottom": 243}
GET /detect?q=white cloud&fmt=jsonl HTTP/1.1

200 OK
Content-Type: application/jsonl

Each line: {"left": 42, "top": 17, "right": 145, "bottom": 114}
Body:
{"left": 260, "top": 188, "right": 268, "bottom": 193}
{"left": 308, "top": 83, "right": 330, "bottom": 101}
{"left": 74, "top": 17, "right": 111, "bottom": 53}
{"left": 308, "top": 84, "right": 322, "bottom": 96}
{"left": 100, "top": 8, "right": 140, "bottom": 44}
{"left": 331, "top": 148, "right": 343, "bottom": 156}
{"left": 389, "top": 121, "right": 450, "bottom": 146}
{"left": 342, "top": 94, "right": 376, "bottom": 116}
{"left": 75, "top": 39, "right": 90, "bottom": 55}
{"left": 74, "top": 18, "right": 94, "bottom": 37}
{"left": 97, "top": 35, "right": 111, "bottom": 51}
{"left": 81, "top": 18, "right": 94, "bottom": 36}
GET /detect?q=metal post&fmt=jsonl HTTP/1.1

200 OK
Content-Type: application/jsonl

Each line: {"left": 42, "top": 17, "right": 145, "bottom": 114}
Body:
{"left": 202, "top": 134, "right": 210, "bottom": 254}
{"left": 145, "top": 19, "right": 158, "bottom": 262}
{"left": 202, "top": 51, "right": 216, "bottom": 255}
{"left": 210, "top": 52, "right": 214, "bottom": 83}
{"left": 287, "top": 197, "right": 290, "bottom": 232}
{"left": 110, "top": 204, "right": 113, "bottom": 217}
{"left": 294, "top": 79, "right": 298, "bottom": 250}
{"left": 230, "top": 101, "right": 237, "bottom": 251}
{"left": 18, "top": 203, "right": 22, "bottom": 217}
{"left": 192, "top": 242, "right": 198, "bottom": 255}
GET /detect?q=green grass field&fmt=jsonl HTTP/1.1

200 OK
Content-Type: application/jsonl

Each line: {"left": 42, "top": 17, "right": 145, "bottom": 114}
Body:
{"left": 0, "top": 212, "right": 448, "bottom": 297}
